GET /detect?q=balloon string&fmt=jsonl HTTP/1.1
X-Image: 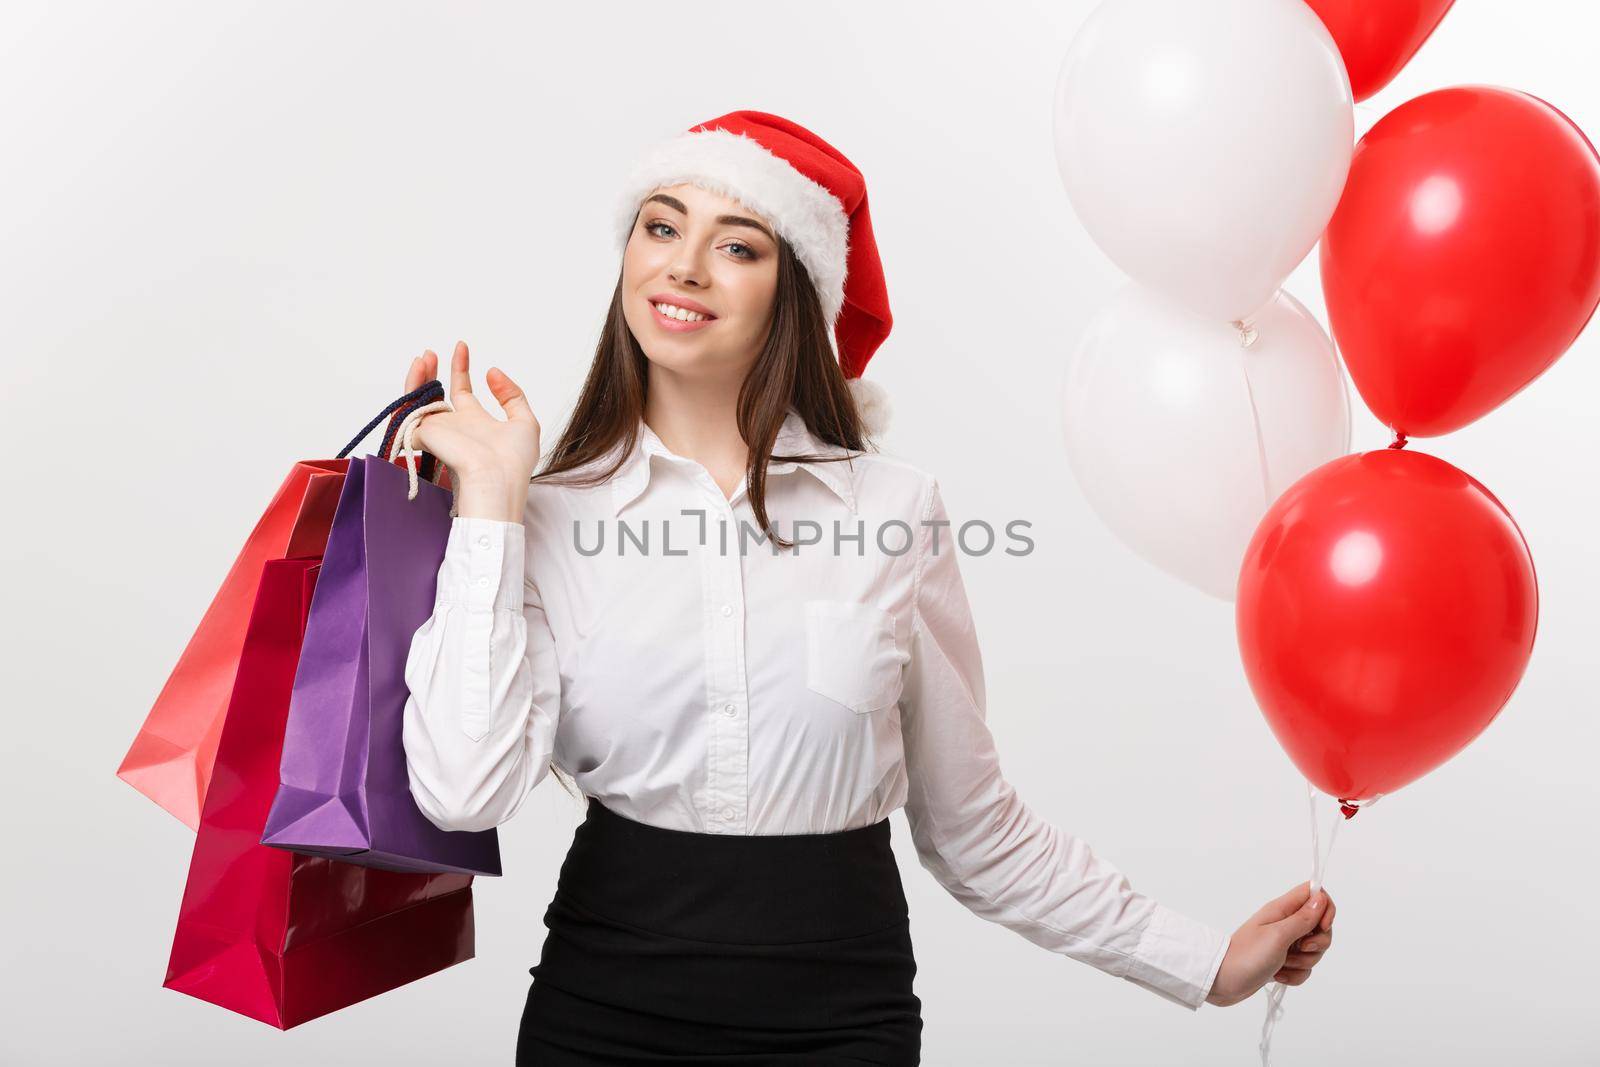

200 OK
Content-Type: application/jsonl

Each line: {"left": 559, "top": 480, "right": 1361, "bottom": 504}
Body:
{"left": 1236, "top": 334, "right": 1273, "bottom": 511}
{"left": 1258, "top": 780, "right": 1342, "bottom": 1067}
{"left": 1388, "top": 430, "right": 1408, "bottom": 450}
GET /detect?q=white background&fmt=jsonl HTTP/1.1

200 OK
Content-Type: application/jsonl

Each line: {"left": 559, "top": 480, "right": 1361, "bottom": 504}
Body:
{"left": 4, "top": 2, "right": 1596, "bottom": 1063}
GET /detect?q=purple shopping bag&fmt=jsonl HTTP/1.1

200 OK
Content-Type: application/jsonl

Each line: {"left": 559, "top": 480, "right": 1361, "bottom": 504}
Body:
{"left": 261, "top": 453, "right": 502, "bottom": 876}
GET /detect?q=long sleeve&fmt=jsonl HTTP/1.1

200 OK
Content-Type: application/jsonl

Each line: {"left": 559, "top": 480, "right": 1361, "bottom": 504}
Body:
{"left": 898, "top": 477, "right": 1230, "bottom": 1011}
{"left": 402, "top": 514, "right": 562, "bottom": 833}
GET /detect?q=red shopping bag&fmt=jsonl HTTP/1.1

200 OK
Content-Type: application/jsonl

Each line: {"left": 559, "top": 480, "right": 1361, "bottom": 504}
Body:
{"left": 119, "top": 380, "right": 450, "bottom": 829}
{"left": 164, "top": 555, "right": 474, "bottom": 1029}
{"left": 118, "top": 461, "right": 345, "bottom": 829}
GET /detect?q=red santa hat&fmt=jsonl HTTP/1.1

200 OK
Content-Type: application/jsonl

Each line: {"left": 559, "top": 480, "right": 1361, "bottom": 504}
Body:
{"left": 615, "top": 109, "right": 894, "bottom": 436}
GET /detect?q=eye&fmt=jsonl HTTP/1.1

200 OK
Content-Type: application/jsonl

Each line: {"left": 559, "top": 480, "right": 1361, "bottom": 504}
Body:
{"left": 645, "top": 221, "right": 678, "bottom": 239}
{"left": 724, "top": 241, "right": 757, "bottom": 260}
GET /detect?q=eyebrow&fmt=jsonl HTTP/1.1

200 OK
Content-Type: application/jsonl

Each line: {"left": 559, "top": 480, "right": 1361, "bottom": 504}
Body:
{"left": 644, "top": 193, "right": 776, "bottom": 242}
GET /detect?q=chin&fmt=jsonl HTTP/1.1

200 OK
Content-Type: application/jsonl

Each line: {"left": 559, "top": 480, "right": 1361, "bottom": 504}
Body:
{"left": 634, "top": 338, "right": 700, "bottom": 370}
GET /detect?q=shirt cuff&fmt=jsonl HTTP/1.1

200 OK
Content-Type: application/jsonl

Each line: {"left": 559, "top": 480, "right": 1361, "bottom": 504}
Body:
{"left": 435, "top": 516, "right": 526, "bottom": 613}
{"left": 1122, "top": 903, "right": 1232, "bottom": 1011}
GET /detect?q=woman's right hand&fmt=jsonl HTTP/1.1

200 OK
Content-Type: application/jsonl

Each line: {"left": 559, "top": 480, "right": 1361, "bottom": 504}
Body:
{"left": 403, "top": 340, "right": 541, "bottom": 523}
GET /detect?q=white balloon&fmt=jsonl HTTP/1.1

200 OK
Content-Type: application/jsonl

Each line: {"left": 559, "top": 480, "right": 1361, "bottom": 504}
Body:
{"left": 1053, "top": 0, "right": 1353, "bottom": 322}
{"left": 1061, "top": 284, "right": 1351, "bottom": 600}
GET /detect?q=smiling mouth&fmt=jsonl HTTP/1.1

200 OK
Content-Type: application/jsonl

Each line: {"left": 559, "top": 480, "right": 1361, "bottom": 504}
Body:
{"left": 649, "top": 299, "right": 718, "bottom": 331}
{"left": 651, "top": 300, "right": 716, "bottom": 323}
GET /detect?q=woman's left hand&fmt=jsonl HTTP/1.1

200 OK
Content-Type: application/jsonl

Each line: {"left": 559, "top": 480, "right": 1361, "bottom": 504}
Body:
{"left": 1204, "top": 881, "right": 1336, "bottom": 1007}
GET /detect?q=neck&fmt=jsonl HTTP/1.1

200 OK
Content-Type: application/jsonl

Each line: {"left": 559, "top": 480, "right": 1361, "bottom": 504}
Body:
{"left": 642, "top": 366, "right": 752, "bottom": 490}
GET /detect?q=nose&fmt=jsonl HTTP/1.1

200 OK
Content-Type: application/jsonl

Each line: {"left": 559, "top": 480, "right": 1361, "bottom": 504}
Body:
{"left": 667, "top": 246, "right": 708, "bottom": 289}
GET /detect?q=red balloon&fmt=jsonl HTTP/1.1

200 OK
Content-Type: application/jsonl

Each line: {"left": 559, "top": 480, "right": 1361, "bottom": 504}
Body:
{"left": 1320, "top": 86, "right": 1600, "bottom": 438}
{"left": 1236, "top": 448, "right": 1537, "bottom": 807}
{"left": 1302, "top": 0, "right": 1455, "bottom": 102}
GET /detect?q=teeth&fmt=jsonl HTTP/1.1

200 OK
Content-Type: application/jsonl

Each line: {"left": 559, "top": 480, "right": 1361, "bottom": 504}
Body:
{"left": 653, "top": 302, "right": 710, "bottom": 323}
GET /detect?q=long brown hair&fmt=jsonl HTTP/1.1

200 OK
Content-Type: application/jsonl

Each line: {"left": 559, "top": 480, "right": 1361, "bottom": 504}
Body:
{"left": 532, "top": 227, "right": 877, "bottom": 551}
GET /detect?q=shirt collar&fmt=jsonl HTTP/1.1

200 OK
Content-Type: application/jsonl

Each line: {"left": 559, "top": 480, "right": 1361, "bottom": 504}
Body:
{"left": 609, "top": 406, "right": 858, "bottom": 516}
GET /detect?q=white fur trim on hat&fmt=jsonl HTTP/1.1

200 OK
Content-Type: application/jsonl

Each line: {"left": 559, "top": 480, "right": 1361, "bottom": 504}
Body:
{"left": 847, "top": 375, "right": 891, "bottom": 437}
{"left": 615, "top": 127, "right": 850, "bottom": 326}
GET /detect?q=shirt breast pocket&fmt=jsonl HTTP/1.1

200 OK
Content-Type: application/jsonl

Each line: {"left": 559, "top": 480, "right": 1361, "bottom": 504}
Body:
{"left": 803, "top": 599, "right": 907, "bottom": 714}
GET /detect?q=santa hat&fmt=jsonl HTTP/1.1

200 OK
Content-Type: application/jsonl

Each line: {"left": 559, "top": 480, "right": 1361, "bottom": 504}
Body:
{"left": 614, "top": 109, "right": 894, "bottom": 436}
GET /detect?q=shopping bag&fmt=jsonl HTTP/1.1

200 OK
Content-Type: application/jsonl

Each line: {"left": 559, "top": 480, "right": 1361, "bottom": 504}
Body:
{"left": 118, "top": 460, "right": 347, "bottom": 829}
{"left": 165, "top": 556, "right": 474, "bottom": 1029}
{"left": 119, "top": 380, "right": 449, "bottom": 829}
{"left": 261, "top": 450, "right": 502, "bottom": 876}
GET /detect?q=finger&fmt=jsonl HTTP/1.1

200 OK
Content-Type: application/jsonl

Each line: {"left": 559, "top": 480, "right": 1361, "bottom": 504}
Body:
{"left": 451, "top": 341, "right": 473, "bottom": 396}
{"left": 1273, "top": 968, "right": 1311, "bottom": 987}
{"left": 1273, "top": 888, "right": 1327, "bottom": 946}
{"left": 404, "top": 355, "right": 425, "bottom": 392}
{"left": 1252, "top": 881, "right": 1313, "bottom": 926}
{"left": 1318, "top": 892, "right": 1336, "bottom": 933}
{"left": 1282, "top": 948, "right": 1324, "bottom": 969}
{"left": 1296, "top": 929, "right": 1332, "bottom": 953}
{"left": 449, "top": 340, "right": 484, "bottom": 411}
{"left": 419, "top": 349, "right": 443, "bottom": 391}
{"left": 486, "top": 366, "right": 538, "bottom": 426}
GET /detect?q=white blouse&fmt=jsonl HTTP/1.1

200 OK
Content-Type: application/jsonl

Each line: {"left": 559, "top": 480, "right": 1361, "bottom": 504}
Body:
{"left": 401, "top": 406, "right": 1230, "bottom": 1010}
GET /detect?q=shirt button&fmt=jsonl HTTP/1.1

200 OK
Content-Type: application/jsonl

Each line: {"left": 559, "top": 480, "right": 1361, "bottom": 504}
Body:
{"left": 475, "top": 576, "right": 489, "bottom": 587}
{"left": 723, "top": 702, "right": 736, "bottom": 717}
{"left": 476, "top": 535, "right": 490, "bottom": 548}
{"left": 720, "top": 603, "right": 733, "bottom": 617}
{"left": 721, "top": 805, "right": 735, "bottom": 820}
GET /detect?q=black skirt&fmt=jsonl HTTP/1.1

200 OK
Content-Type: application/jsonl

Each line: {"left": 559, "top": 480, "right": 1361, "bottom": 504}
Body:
{"left": 517, "top": 795, "right": 923, "bottom": 1065}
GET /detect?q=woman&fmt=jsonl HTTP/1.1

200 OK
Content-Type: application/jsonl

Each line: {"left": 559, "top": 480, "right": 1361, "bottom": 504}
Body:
{"left": 399, "top": 110, "right": 1335, "bottom": 1065}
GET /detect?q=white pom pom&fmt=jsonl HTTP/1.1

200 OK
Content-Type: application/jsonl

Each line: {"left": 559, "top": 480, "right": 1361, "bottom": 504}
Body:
{"left": 846, "top": 375, "right": 891, "bottom": 438}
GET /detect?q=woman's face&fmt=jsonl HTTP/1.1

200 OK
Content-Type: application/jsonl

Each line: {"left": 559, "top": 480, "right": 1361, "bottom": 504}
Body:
{"left": 621, "top": 182, "right": 782, "bottom": 382}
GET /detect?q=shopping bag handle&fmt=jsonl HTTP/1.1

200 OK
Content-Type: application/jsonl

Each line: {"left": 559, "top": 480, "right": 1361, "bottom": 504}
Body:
{"left": 333, "top": 380, "right": 458, "bottom": 516}
{"left": 337, "top": 379, "right": 447, "bottom": 460}
{"left": 387, "top": 397, "right": 457, "bottom": 514}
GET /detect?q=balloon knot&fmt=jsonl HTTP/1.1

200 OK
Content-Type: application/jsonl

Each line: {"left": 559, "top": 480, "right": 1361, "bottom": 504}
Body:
{"left": 1230, "top": 318, "right": 1259, "bottom": 348}
{"left": 1387, "top": 431, "right": 1408, "bottom": 450}
{"left": 1338, "top": 801, "right": 1360, "bottom": 819}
